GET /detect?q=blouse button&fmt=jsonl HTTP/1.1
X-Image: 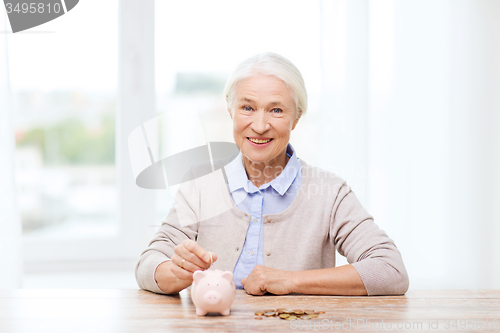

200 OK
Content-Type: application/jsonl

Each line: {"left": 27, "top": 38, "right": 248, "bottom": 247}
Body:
{"left": 253, "top": 218, "right": 258, "bottom": 223}
{"left": 266, "top": 252, "right": 271, "bottom": 256}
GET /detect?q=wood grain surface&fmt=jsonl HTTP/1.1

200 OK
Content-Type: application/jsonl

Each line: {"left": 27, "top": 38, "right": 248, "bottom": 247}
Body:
{"left": 0, "top": 289, "right": 499, "bottom": 332}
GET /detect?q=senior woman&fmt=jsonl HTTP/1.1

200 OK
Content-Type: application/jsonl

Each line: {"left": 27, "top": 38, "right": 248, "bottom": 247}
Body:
{"left": 136, "top": 52, "right": 409, "bottom": 296}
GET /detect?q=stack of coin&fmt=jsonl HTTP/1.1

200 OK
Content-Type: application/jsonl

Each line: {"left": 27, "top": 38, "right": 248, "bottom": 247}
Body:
{"left": 254, "top": 308, "right": 325, "bottom": 320}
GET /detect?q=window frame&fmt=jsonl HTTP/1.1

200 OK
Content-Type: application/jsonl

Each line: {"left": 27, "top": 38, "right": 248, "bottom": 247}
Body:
{"left": 22, "top": 0, "right": 156, "bottom": 265}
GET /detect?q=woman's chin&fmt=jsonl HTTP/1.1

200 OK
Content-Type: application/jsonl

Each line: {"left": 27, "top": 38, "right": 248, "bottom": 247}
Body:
{"left": 241, "top": 151, "right": 272, "bottom": 164}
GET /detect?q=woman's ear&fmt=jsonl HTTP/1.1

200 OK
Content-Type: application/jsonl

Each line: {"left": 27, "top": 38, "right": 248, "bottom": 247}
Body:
{"left": 291, "top": 110, "right": 302, "bottom": 130}
{"left": 226, "top": 97, "right": 233, "bottom": 120}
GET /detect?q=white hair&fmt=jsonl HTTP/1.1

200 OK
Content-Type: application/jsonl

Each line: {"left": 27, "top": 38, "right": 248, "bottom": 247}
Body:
{"left": 223, "top": 52, "right": 307, "bottom": 117}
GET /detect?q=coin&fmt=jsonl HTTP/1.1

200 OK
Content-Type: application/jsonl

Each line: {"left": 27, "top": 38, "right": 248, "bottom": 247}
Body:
{"left": 254, "top": 308, "right": 322, "bottom": 321}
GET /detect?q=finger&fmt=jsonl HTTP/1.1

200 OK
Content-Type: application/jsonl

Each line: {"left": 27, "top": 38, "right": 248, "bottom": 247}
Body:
{"left": 242, "top": 276, "right": 255, "bottom": 295}
{"left": 205, "top": 251, "right": 218, "bottom": 269}
{"left": 211, "top": 252, "right": 218, "bottom": 264}
{"left": 170, "top": 261, "right": 194, "bottom": 280}
{"left": 172, "top": 252, "right": 205, "bottom": 273}
{"left": 245, "top": 283, "right": 266, "bottom": 296}
{"left": 242, "top": 270, "right": 266, "bottom": 296}
{"left": 174, "top": 245, "right": 208, "bottom": 269}
{"left": 171, "top": 254, "right": 203, "bottom": 273}
{"left": 182, "top": 239, "right": 212, "bottom": 263}
{"left": 243, "top": 281, "right": 257, "bottom": 295}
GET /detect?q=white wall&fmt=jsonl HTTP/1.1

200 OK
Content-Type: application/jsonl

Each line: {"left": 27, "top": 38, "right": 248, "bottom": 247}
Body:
{"left": 367, "top": 0, "right": 500, "bottom": 289}
{"left": 447, "top": 0, "right": 500, "bottom": 288}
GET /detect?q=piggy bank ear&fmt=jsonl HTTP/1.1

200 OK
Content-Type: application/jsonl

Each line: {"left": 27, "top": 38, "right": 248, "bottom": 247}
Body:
{"left": 193, "top": 270, "right": 207, "bottom": 283}
{"left": 220, "top": 271, "right": 233, "bottom": 283}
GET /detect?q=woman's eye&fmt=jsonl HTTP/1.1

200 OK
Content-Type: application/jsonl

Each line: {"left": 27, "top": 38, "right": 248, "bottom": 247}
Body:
{"left": 271, "top": 108, "right": 283, "bottom": 113}
{"left": 243, "top": 106, "right": 253, "bottom": 111}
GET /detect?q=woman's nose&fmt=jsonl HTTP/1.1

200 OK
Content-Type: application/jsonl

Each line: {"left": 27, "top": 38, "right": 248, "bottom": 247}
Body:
{"left": 251, "top": 111, "right": 269, "bottom": 134}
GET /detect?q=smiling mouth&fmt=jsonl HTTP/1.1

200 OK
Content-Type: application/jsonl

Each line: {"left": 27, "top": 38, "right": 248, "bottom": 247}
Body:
{"left": 247, "top": 137, "right": 273, "bottom": 144}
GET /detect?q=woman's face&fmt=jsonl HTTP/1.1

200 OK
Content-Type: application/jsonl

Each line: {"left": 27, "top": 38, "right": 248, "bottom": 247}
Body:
{"left": 229, "top": 73, "right": 299, "bottom": 165}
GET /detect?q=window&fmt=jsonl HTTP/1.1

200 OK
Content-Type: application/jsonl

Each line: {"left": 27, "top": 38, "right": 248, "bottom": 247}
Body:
{"left": 9, "top": 0, "right": 121, "bottom": 263}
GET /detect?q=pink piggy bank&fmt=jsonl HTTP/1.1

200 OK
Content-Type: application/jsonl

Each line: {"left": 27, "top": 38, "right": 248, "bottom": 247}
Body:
{"left": 191, "top": 269, "right": 236, "bottom": 316}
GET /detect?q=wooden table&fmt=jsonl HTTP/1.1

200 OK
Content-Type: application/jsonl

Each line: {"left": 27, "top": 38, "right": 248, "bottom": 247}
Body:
{"left": 0, "top": 289, "right": 499, "bottom": 332}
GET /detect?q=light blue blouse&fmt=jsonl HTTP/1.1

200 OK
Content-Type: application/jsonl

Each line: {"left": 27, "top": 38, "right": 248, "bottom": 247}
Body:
{"left": 225, "top": 144, "right": 302, "bottom": 289}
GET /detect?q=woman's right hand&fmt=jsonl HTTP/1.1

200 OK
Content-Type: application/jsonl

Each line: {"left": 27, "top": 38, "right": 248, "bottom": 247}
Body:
{"left": 170, "top": 239, "right": 218, "bottom": 280}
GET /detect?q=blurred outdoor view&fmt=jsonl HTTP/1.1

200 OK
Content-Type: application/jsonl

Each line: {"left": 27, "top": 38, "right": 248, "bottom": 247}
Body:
{"left": 13, "top": 91, "right": 116, "bottom": 236}
{"left": 9, "top": 0, "right": 118, "bottom": 238}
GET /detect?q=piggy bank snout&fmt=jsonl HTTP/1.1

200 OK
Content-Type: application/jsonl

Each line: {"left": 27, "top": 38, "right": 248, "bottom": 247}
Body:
{"left": 204, "top": 290, "right": 221, "bottom": 305}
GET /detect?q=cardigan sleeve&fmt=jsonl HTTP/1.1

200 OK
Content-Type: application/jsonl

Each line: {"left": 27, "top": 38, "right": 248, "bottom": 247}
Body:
{"left": 331, "top": 184, "right": 409, "bottom": 296}
{"left": 135, "top": 178, "right": 200, "bottom": 294}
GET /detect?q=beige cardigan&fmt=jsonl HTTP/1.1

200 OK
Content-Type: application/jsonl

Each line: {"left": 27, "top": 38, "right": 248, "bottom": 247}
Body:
{"left": 135, "top": 161, "right": 409, "bottom": 296}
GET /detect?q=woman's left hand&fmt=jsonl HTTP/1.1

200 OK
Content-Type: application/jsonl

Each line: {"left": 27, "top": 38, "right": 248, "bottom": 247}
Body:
{"left": 241, "top": 265, "right": 294, "bottom": 295}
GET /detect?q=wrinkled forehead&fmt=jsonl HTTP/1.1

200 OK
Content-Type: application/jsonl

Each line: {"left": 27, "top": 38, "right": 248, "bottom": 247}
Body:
{"left": 230, "top": 74, "right": 297, "bottom": 107}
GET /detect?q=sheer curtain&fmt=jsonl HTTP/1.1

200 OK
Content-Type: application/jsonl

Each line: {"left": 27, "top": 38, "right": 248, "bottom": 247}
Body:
{"left": 366, "top": 0, "right": 500, "bottom": 289}
{"left": 319, "top": 0, "right": 500, "bottom": 288}
{"left": 0, "top": 13, "right": 23, "bottom": 287}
